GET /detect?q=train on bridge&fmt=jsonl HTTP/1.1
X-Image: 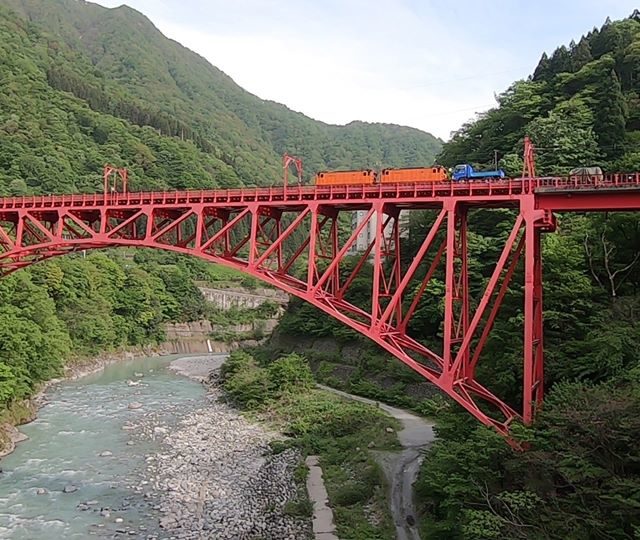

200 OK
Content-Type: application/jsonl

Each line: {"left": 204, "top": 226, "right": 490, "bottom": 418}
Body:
{"left": 314, "top": 165, "right": 607, "bottom": 186}
{"left": 315, "top": 164, "right": 507, "bottom": 185}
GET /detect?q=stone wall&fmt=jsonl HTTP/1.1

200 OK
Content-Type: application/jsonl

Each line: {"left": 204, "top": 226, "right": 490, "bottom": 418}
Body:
{"left": 164, "top": 319, "right": 279, "bottom": 340}
{"left": 199, "top": 287, "right": 289, "bottom": 310}
{"left": 162, "top": 285, "right": 287, "bottom": 354}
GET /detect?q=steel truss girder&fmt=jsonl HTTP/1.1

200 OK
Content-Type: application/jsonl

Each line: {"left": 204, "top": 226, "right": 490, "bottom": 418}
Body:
{"left": 0, "top": 196, "right": 556, "bottom": 437}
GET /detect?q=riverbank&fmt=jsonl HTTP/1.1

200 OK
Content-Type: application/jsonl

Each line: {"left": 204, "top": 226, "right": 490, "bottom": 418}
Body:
{"left": 0, "top": 353, "right": 313, "bottom": 539}
{"left": 218, "top": 351, "right": 402, "bottom": 539}
{"left": 131, "top": 354, "right": 313, "bottom": 539}
{"left": 0, "top": 338, "right": 258, "bottom": 458}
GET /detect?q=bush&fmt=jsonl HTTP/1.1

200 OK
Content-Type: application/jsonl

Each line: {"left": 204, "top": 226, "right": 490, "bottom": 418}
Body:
{"left": 220, "top": 350, "right": 256, "bottom": 382}
{"left": 269, "top": 439, "right": 293, "bottom": 454}
{"left": 267, "top": 353, "right": 314, "bottom": 395}
{"left": 283, "top": 498, "right": 313, "bottom": 518}
{"left": 222, "top": 352, "right": 272, "bottom": 408}
{"left": 333, "top": 482, "right": 371, "bottom": 506}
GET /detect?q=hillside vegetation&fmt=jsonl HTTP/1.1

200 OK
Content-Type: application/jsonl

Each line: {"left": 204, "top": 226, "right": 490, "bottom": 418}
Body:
{"left": 440, "top": 11, "right": 640, "bottom": 173}
{"left": 0, "top": 0, "right": 441, "bottom": 194}
{"left": 409, "top": 15, "right": 640, "bottom": 540}
{"left": 220, "top": 350, "right": 399, "bottom": 540}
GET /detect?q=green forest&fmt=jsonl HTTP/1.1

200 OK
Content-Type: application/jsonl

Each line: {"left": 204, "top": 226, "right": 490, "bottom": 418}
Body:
{"left": 413, "top": 13, "right": 640, "bottom": 540}
{"left": 1, "top": 0, "right": 640, "bottom": 538}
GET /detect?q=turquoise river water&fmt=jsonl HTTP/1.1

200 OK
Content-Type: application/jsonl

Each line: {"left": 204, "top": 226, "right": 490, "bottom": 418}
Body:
{"left": 0, "top": 355, "right": 207, "bottom": 539}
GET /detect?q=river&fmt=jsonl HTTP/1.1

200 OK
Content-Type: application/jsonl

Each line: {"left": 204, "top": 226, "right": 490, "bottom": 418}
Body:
{"left": 0, "top": 354, "right": 206, "bottom": 538}
{"left": 0, "top": 352, "right": 432, "bottom": 540}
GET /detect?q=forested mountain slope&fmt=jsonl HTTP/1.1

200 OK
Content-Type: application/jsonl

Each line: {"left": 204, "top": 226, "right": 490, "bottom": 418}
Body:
{"left": 418, "top": 14, "right": 640, "bottom": 540}
{"left": 0, "top": 0, "right": 441, "bottom": 195}
{"left": 0, "top": 0, "right": 440, "bottom": 452}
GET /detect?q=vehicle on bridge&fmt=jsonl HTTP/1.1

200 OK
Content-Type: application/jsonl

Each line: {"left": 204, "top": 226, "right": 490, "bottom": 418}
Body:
{"left": 315, "top": 169, "right": 377, "bottom": 185}
{"left": 569, "top": 166, "right": 604, "bottom": 182}
{"left": 451, "top": 163, "right": 506, "bottom": 182}
{"left": 379, "top": 166, "right": 449, "bottom": 183}
{"left": 315, "top": 164, "right": 509, "bottom": 186}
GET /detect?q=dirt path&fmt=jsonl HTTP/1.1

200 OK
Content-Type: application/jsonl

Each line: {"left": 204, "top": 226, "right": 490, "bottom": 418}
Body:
{"left": 317, "top": 385, "right": 435, "bottom": 540}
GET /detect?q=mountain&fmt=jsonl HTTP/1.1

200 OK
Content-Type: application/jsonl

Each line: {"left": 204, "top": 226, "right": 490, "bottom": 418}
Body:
{"left": 437, "top": 11, "right": 640, "bottom": 175}
{"left": 0, "top": 0, "right": 442, "bottom": 195}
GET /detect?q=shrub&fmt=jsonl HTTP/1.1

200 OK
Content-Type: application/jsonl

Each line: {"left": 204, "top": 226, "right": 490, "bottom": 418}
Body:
{"left": 267, "top": 353, "right": 314, "bottom": 395}
{"left": 283, "top": 498, "right": 313, "bottom": 517}
{"left": 222, "top": 352, "right": 272, "bottom": 408}
{"left": 220, "top": 350, "right": 255, "bottom": 382}
{"left": 332, "top": 482, "right": 371, "bottom": 506}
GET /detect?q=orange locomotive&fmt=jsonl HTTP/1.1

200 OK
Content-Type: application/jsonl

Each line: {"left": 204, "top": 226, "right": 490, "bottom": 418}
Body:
{"left": 380, "top": 166, "right": 448, "bottom": 183}
{"left": 315, "top": 166, "right": 449, "bottom": 186}
{"left": 315, "top": 169, "right": 377, "bottom": 185}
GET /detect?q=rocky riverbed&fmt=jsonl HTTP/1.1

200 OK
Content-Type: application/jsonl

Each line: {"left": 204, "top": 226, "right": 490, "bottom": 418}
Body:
{"left": 0, "top": 354, "right": 312, "bottom": 540}
{"left": 126, "top": 355, "right": 312, "bottom": 539}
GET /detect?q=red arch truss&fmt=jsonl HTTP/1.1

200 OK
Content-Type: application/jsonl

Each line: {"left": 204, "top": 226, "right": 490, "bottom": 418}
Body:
{"left": 1, "top": 175, "right": 640, "bottom": 436}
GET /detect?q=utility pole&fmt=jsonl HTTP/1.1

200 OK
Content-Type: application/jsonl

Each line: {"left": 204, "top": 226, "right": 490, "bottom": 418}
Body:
{"left": 494, "top": 150, "right": 499, "bottom": 170}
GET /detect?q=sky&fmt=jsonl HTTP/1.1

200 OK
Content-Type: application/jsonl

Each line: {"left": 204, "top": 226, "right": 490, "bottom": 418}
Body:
{"left": 94, "top": 0, "right": 638, "bottom": 140}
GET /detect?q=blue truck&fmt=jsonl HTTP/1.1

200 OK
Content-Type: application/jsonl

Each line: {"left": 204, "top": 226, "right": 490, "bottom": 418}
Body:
{"left": 452, "top": 164, "right": 505, "bottom": 182}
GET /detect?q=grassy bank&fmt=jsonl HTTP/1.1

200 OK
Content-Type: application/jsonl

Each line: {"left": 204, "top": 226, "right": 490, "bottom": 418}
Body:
{"left": 220, "top": 351, "right": 401, "bottom": 540}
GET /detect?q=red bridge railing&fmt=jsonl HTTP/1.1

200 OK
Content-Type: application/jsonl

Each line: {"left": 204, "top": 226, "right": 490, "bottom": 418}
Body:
{"left": 0, "top": 173, "right": 639, "bottom": 210}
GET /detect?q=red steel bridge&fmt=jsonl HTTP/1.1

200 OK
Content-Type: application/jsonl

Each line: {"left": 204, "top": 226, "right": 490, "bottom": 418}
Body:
{"left": 1, "top": 163, "right": 640, "bottom": 437}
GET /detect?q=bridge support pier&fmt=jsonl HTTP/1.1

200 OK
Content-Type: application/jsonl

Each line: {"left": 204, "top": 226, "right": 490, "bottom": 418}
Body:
{"left": 522, "top": 206, "right": 547, "bottom": 424}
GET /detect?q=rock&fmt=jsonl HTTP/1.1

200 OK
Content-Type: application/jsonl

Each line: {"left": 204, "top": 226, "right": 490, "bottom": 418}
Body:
{"left": 99, "top": 450, "right": 113, "bottom": 457}
{"left": 385, "top": 426, "right": 395, "bottom": 433}
{"left": 368, "top": 441, "right": 376, "bottom": 448}
{"left": 134, "top": 372, "right": 144, "bottom": 378}
{"left": 127, "top": 441, "right": 135, "bottom": 446}
{"left": 35, "top": 488, "right": 47, "bottom": 495}
{"left": 159, "top": 516, "right": 176, "bottom": 529}
{"left": 127, "top": 386, "right": 313, "bottom": 540}
{"left": 115, "top": 517, "right": 124, "bottom": 523}
{"left": 63, "top": 484, "right": 78, "bottom": 494}
{"left": 128, "top": 402, "right": 143, "bottom": 410}
{"left": 127, "top": 380, "right": 141, "bottom": 386}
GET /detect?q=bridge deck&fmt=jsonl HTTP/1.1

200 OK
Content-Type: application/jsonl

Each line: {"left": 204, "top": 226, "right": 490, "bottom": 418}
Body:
{"left": 0, "top": 173, "right": 639, "bottom": 211}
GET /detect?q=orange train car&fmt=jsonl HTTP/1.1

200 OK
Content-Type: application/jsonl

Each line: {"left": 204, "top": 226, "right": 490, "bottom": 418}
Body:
{"left": 315, "top": 169, "right": 376, "bottom": 186}
{"left": 379, "top": 166, "right": 449, "bottom": 183}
